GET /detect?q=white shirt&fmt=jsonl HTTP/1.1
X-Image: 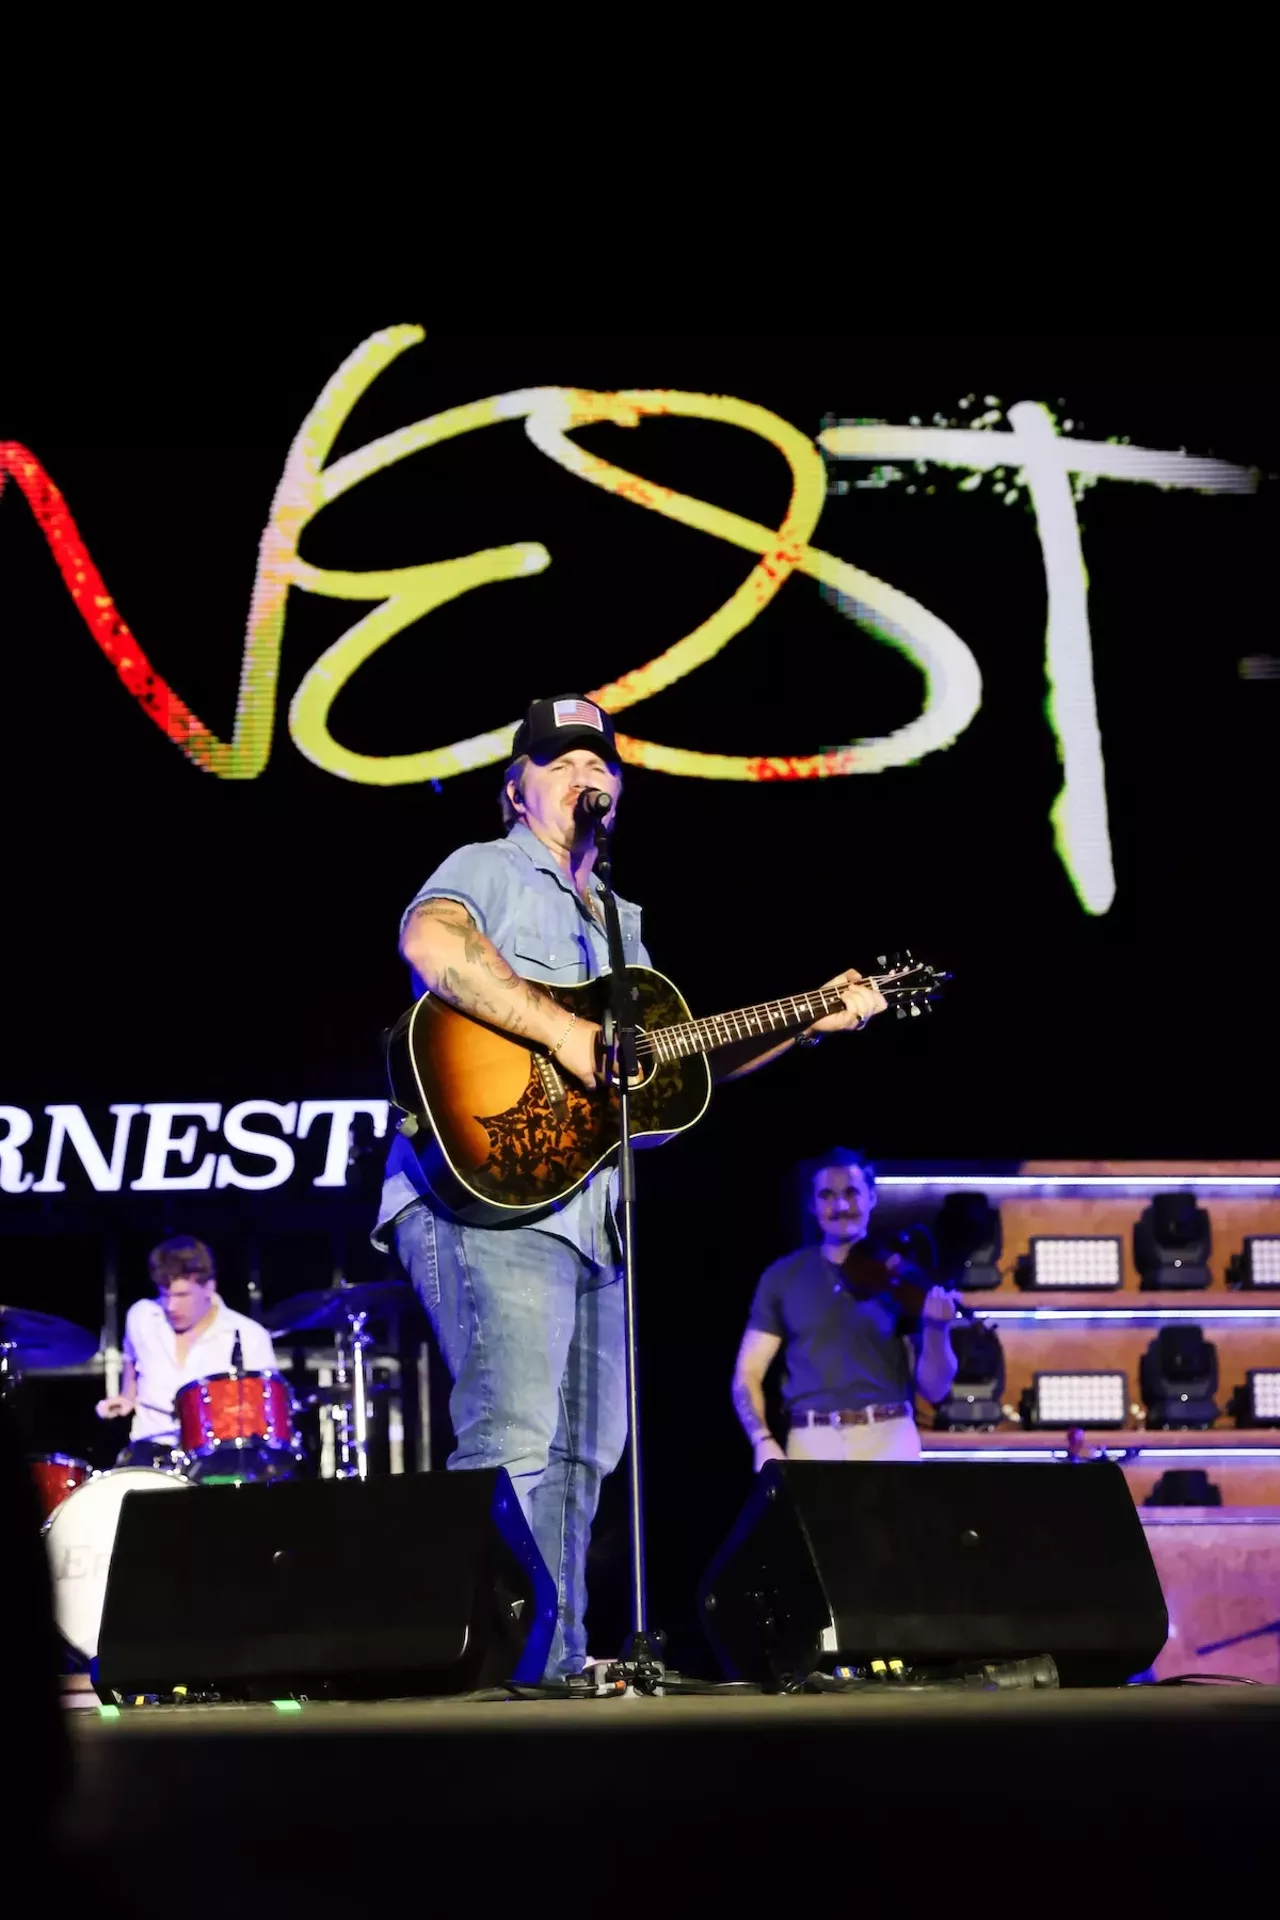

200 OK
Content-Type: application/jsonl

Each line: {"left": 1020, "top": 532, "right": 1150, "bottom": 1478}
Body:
{"left": 123, "top": 1295, "right": 277, "bottom": 1442}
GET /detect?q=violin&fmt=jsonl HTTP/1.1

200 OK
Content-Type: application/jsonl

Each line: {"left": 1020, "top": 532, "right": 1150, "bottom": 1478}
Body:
{"left": 835, "top": 1238, "right": 978, "bottom": 1324}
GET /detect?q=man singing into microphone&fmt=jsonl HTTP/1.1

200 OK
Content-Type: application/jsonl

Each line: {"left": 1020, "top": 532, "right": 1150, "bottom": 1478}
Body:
{"left": 375, "top": 695, "right": 887, "bottom": 1680}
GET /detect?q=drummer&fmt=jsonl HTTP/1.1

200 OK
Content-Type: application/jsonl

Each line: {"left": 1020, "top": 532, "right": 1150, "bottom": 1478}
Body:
{"left": 95, "top": 1236, "right": 276, "bottom": 1467}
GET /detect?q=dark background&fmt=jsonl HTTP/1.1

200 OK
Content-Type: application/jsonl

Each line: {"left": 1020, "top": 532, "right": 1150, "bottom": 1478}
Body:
{"left": 2, "top": 326, "right": 1277, "bottom": 1663}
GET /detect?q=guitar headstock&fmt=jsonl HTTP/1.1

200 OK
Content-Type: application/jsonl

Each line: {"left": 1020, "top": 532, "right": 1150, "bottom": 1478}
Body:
{"left": 870, "top": 950, "right": 951, "bottom": 1019}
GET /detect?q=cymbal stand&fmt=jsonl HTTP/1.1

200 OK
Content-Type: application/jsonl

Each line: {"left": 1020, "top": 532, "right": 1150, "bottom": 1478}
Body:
{"left": 349, "top": 1309, "right": 372, "bottom": 1482}
{"left": 332, "top": 1310, "right": 373, "bottom": 1481}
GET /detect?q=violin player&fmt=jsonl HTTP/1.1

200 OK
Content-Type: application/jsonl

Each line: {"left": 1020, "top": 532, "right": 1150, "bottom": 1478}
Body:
{"left": 731, "top": 1148, "right": 960, "bottom": 1466}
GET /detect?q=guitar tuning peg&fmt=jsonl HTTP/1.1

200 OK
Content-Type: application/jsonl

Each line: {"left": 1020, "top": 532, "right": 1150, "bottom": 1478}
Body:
{"left": 876, "top": 955, "right": 887, "bottom": 969}
{"left": 896, "top": 1005, "right": 907, "bottom": 1020}
{"left": 910, "top": 1003, "right": 921, "bottom": 1017}
{"left": 903, "top": 948, "right": 914, "bottom": 963}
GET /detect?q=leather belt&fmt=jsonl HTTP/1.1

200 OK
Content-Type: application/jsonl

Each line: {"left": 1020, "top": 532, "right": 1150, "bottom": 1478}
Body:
{"left": 792, "top": 1402, "right": 913, "bottom": 1429}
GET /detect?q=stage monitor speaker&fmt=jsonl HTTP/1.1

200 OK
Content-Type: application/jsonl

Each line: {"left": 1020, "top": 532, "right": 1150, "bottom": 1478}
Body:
{"left": 97, "top": 1470, "right": 556, "bottom": 1699}
{"left": 698, "top": 1461, "right": 1168, "bottom": 1687}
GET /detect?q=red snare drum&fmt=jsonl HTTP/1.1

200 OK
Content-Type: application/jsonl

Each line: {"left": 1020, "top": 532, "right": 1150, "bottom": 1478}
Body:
{"left": 175, "top": 1370, "right": 296, "bottom": 1458}
{"left": 29, "top": 1453, "right": 92, "bottom": 1523}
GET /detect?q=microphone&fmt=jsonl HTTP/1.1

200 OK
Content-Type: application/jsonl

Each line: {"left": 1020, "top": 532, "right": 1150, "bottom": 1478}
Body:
{"left": 573, "top": 787, "right": 612, "bottom": 829}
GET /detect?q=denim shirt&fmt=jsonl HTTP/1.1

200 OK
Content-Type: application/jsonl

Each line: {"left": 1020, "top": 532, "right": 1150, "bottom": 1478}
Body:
{"left": 375, "top": 822, "right": 650, "bottom": 1263}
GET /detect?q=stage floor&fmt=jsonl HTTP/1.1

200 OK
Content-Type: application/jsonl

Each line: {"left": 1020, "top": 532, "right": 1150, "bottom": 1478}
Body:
{"left": 53, "top": 1686, "right": 1280, "bottom": 1902}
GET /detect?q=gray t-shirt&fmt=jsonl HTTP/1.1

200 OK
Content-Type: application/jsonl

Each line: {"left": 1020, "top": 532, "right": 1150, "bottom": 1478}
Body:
{"left": 747, "top": 1244, "right": 918, "bottom": 1415}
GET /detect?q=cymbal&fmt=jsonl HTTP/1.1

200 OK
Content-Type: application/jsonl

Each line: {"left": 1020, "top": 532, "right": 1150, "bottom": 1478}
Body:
{"left": 0, "top": 1304, "right": 99, "bottom": 1368}
{"left": 263, "top": 1282, "right": 417, "bottom": 1336}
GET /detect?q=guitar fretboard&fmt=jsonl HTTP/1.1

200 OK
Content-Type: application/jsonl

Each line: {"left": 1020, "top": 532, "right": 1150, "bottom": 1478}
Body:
{"left": 644, "top": 986, "right": 851, "bottom": 1062}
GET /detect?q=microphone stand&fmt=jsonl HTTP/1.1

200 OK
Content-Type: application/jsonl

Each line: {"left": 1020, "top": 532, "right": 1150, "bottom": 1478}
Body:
{"left": 591, "top": 812, "right": 666, "bottom": 1693}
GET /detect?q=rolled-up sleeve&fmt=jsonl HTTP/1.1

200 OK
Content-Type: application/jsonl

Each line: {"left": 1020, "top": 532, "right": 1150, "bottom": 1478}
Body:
{"left": 398, "top": 843, "right": 517, "bottom": 945}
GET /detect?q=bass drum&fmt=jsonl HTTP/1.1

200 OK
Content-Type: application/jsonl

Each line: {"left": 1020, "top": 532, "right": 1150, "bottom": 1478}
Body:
{"left": 42, "top": 1466, "right": 191, "bottom": 1661}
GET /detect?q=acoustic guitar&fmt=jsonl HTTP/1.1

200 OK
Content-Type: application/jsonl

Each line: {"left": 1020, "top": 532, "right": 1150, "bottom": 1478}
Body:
{"left": 385, "top": 955, "right": 947, "bottom": 1225}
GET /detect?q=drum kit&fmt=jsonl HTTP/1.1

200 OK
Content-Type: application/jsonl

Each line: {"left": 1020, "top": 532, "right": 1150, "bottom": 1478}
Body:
{"left": 2, "top": 1281, "right": 415, "bottom": 1670}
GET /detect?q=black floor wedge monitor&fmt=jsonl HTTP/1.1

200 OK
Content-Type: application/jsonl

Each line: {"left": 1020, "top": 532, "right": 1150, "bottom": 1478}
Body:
{"left": 98, "top": 1470, "right": 556, "bottom": 1699}
{"left": 698, "top": 1461, "right": 1168, "bottom": 1687}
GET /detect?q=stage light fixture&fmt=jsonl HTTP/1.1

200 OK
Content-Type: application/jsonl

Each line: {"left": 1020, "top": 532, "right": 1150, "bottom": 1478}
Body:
{"left": 1015, "top": 1238, "right": 1123, "bottom": 1290}
{"left": 1226, "top": 1237, "right": 1280, "bottom": 1288}
{"left": 1133, "top": 1191, "right": 1212, "bottom": 1290}
{"left": 1020, "top": 1371, "right": 1128, "bottom": 1428}
{"left": 1138, "top": 1326, "right": 1219, "bottom": 1430}
{"left": 932, "top": 1321, "right": 1006, "bottom": 1430}
{"left": 934, "top": 1192, "right": 1003, "bottom": 1291}
{"left": 1143, "top": 1469, "right": 1222, "bottom": 1507}
{"left": 1232, "top": 1370, "right": 1280, "bottom": 1427}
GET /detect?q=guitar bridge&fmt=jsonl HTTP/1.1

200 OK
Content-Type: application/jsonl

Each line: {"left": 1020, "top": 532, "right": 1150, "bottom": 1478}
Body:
{"left": 534, "top": 1052, "right": 570, "bottom": 1119}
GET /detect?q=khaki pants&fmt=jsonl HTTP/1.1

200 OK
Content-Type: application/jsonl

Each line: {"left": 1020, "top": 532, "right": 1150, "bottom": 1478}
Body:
{"left": 786, "top": 1414, "right": 922, "bottom": 1462}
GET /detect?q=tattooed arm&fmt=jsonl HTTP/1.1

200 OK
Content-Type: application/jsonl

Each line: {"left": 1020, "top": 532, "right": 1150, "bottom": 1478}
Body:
{"left": 401, "top": 898, "right": 601, "bottom": 1086}
{"left": 732, "top": 1328, "right": 785, "bottom": 1468}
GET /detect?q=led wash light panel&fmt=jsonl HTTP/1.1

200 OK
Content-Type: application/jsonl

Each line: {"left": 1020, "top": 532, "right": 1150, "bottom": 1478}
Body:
{"left": 1033, "top": 1373, "right": 1129, "bottom": 1426}
{"left": 1028, "top": 1237, "right": 1124, "bottom": 1289}
{"left": 1250, "top": 1372, "right": 1280, "bottom": 1421}
{"left": 1245, "top": 1239, "right": 1280, "bottom": 1287}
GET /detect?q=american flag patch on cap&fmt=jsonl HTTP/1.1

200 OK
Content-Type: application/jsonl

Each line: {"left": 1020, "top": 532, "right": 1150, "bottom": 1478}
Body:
{"left": 553, "top": 698, "right": 603, "bottom": 731}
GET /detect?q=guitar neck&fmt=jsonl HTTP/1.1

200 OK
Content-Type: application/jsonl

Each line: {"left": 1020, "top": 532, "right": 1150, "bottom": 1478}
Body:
{"left": 648, "top": 983, "right": 857, "bottom": 1062}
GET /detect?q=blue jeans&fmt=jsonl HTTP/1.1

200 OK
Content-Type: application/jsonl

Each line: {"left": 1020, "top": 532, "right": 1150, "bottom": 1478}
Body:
{"left": 393, "top": 1204, "right": 627, "bottom": 1680}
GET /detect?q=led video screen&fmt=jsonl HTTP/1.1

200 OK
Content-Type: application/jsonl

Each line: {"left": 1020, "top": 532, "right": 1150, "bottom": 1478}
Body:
{"left": 2, "top": 326, "right": 1275, "bottom": 1200}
